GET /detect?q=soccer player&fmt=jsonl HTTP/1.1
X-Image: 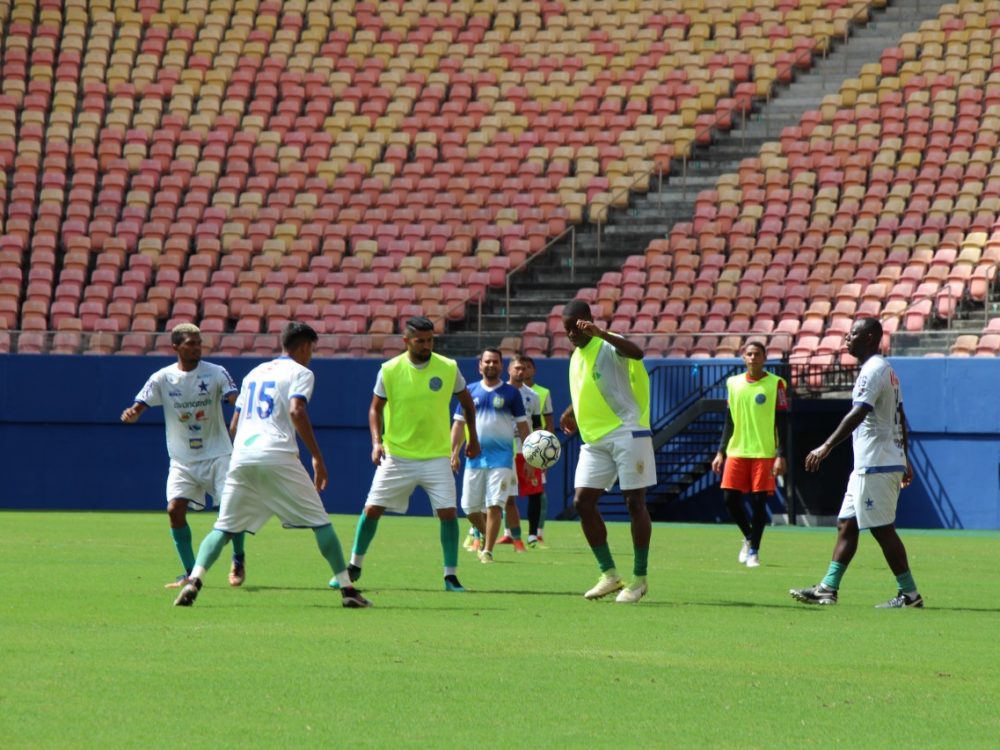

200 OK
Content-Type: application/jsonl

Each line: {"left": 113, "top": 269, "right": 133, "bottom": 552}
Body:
{"left": 559, "top": 300, "right": 655, "bottom": 604}
{"left": 522, "top": 354, "right": 555, "bottom": 546}
{"left": 121, "top": 323, "right": 248, "bottom": 588}
{"left": 497, "top": 354, "right": 543, "bottom": 551}
{"left": 173, "top": 322, "right": 370, "bottom": 608}
{"left": 452, "top": 348, "right": 530, "bottom": 563}
{"left": 348, "top": 316, "right": 480, "bottom": 592}
{"left": 790, "top": 318, "right": 924, "bottom": 608}
{"left": 711, "top": 341, "right": 788, "bottom": 568}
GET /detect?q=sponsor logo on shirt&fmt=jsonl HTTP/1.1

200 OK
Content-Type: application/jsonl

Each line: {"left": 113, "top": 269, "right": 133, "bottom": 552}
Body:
{"left": 168, "top": 390, "right": 182, "bottom": 398}
{"left": 198, "top": 379, "right": 210, "bottom": 394}
{"left": 492, "top": 395, "right": 505, "bottom": 409}
{"left": 189, "top": 438, "right": 203, "bottom": 449}
{"left": 755, "top": 393, "right": 767, "bottom": 405}
{"left": 429, "top": 376, "right": 443, "bottom": 391}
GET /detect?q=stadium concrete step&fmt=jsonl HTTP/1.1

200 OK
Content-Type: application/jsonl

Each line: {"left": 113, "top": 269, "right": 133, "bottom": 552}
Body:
{"left": 445, "top": 0, "right": 952, "bottom": 355}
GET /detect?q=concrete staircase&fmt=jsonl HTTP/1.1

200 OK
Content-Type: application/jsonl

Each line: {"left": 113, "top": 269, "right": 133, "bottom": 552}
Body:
{"left": 438, "top": 0, "right": 949, "bottom": 357}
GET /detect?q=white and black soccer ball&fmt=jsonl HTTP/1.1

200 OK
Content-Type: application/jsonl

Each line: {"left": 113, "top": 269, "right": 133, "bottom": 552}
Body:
{"left": 522, "top": 429, "right": 562, "bottom": 470}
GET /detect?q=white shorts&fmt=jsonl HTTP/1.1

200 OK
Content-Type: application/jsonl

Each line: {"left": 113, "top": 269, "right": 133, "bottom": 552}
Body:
{"left": 166, "top": 455, "right": 230, "bottom": 509}
{"left": 575, "top": 427, "right": 657, "bottom": 492}
{"left": 214, "top": 460, "right": 331, "bottom": 534}
{"left": 365, "top": 455, "right": 457, "bottom": 513}
{"left": 838, "top": 470, "right": 902, "bottom": 530}
{"left": 461, "top": 467, "right": 515, "bottom": 514}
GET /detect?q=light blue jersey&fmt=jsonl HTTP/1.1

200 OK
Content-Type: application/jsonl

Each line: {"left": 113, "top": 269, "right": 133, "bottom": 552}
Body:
{"left": 454, "top": 380, "right": 527, "bottom": 469}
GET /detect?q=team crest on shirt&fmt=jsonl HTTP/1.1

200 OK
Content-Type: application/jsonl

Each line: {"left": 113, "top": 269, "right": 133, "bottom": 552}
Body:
{"left": 429, "top": 376, "right": 443, "bottom": 391}
{"left": 755, "top": 393, "right": 767, "bottom": 405}
{"left": 198, "top": 379, "right": 209, "bottom": 394}
{"left": 492, "top": 395, "right": 505, "bottom": 409}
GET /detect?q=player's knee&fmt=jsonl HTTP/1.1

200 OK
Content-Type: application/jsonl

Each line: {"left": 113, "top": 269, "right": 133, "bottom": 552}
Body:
{"left": 167, "top": 499, "right": 189, "bottom": 525}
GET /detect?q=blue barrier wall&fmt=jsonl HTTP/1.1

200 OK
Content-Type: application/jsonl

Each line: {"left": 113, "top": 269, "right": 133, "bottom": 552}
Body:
{"left": 1, "top": 354, "right": 997, "bottom": 528}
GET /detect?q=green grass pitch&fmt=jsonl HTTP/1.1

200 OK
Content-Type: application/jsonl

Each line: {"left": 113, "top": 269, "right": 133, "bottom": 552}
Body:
{"left": 2, "top": 511, "right": 998, "bottom": 749}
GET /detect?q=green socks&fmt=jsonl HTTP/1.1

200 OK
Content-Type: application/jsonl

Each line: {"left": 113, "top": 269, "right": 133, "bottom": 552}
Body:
{"left": 313, "top": 524, "right": 347, "bottom": 574}
{"left": 895, "top": 570, "right": 917, "bottom": 595}
{"left": 193, "top": 529, "right": 230, "bottom": 571}
{"left": 822, "top": 561, "right": 847, "bottom": 590}
{"left": 510, "top": 525, "right": 522, "bottom": 541}
{"left": 171, "top": 524, "right": 195, "bottom": 574}
{"left": 440, "top": 517, "right": 459, "bottom": 569}
{"left": 633, "top": 546, "right": 649, "bottom": 577}
{"left": 231, "top": 531, "right": 246, "bottom": 560}
{"left": 352, "top": 513, "right": 380, "bottom": 556}
{"left": 591, "top": 543, "right": 617, "bottom": 573}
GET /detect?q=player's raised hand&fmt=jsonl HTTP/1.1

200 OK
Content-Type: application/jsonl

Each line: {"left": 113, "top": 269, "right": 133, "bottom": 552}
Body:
{"left": 575, "top": 319, "right": 603, "bottom": 337}
{"left": 371, "top": 442, "right": 386, "bottom": 466}
{"left": 312, "top": 457, "right": 328, "bottom": 491}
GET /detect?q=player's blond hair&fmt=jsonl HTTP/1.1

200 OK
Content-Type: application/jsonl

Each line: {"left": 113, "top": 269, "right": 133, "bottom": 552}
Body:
{"left": 170, "top": 323, "right": 201, "bottom": 345}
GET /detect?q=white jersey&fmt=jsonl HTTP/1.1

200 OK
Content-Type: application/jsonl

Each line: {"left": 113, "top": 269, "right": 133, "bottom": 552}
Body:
{"left": 135, "top": 361, "right": 237, "bottom": 463}
{"left": 230, "top": 356, "right": 315, "bottom": 468}
{"left": 515, "top": 383, "right": 541, "bottom": 449}
{"left": 851, "top": 355, "right": 907, "bottom": 473}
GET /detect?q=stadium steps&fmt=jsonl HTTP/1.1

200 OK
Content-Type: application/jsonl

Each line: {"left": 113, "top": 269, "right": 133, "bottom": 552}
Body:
{"left": 444, "top": 0, "right": 951, "bottom": 355}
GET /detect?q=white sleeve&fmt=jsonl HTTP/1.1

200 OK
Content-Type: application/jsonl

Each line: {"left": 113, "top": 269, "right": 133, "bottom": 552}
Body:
{"left": 453, "top": 369, "right": 466, "bottom": 393}
{"left": 218, "top": 367, "right": 238, "bottom": 397}
{"left": 852, "top": 366, "right": 880, "bottom": 410}
{"left": 374, "top": 368, "right": 387, "bottom": 399}
{"left": 135, "top": 372, "right": 162, "bottom": 407}
{"left": 290, "top": 367, "right": 315, "bottom": 403}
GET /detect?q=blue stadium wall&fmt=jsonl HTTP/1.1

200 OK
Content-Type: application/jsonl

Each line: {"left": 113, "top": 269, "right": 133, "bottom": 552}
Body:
{"left": 0, "top": 355, "right": 996, "bottom": 529}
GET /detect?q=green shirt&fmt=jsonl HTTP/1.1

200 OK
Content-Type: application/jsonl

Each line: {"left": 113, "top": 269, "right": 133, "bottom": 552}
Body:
{"left": 725, "top": 372, "right": 786, "bottom": 458}
{"left": 380, "top": 352, "right": 459, "bottom": 459}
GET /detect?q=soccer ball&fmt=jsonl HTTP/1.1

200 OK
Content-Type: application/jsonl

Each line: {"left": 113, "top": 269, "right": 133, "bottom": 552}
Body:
{"left": 522, "top": 430, "right": 561, "bottom": 470}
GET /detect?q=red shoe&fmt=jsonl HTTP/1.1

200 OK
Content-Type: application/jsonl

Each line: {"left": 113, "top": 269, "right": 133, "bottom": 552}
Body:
{"left": 512, "top": 539, "right": 527, "bottom": 553}
{"left": 497, "top": 534, "right": 514, "bottom": 545}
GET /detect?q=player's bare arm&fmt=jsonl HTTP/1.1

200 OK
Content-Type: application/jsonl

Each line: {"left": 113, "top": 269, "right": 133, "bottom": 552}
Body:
{"left": 772, "top": 409, "right": 788, "bottom": 477}
{"left": 559, "top": 403, "right": 577, "bottom": 435}
{"left": 450, "top": 418, "right": 465, "bottom": 473}
{"left": 516, "top": 418, "right": 531, "bottom": 442}
{"left": 369, "top": 394, "right": 387, "bottom": 466}
{"left": 805, "top": 404, "right": 869, "bottom": 472}
{"left": 120, "top": 402, "right": 147, "bottom": 423}
{"left": 713, "top": 409, "right": 735, "bottom": 474}
{"left": 899, "top": 403, "right": 913, "bottom": 488}
{"left": 290, "top": 396, "right": 328, "bottom": 492}
{"left": 574, "top": 319, "right": 644, "bottom": 359}
{"left": 456, "top": 388, "right": 481, "bottom": 459}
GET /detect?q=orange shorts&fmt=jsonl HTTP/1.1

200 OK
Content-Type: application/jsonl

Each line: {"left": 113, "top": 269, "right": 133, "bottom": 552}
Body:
{"left": 721, "top": 456, "right": 776, "bottom": 494}
{"left": 515, "top": 453, "right": 544, "bottom": 497}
